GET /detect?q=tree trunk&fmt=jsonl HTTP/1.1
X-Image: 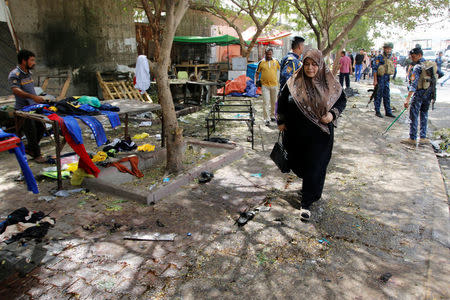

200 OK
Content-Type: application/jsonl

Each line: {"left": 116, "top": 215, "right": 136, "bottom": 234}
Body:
{"left": 148, "top": 0, "right": 188, "bottom": 174}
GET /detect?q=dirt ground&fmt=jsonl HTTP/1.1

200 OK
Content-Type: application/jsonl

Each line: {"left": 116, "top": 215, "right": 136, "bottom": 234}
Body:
{"left": 0, "top": 77, "right": 449, "bottom": 299}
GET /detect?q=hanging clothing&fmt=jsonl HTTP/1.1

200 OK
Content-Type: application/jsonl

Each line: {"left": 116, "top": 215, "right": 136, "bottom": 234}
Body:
{"left": 108, "top": 155, "right": 144, "bottom": 178}
{"left": 74, "top": 115, "right": 107, "bottom": 147}
{"left": 100, "top": 110, "right": 121, "bottom": 128}
{"left": 135, "top": 55, "right": 150, "bottom": 94}
{"left": 62, "top": 116, "right": 83, "bottom": 145}
{"left": 47, "top": 114, "right": 100, "bottom": 177}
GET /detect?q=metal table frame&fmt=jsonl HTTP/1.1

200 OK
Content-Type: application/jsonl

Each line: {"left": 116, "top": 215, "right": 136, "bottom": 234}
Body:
{"left": 205, "top": 97, "right": 255, "bottom": 149}
{"left": 14, "top": 100, "right": 161, "bottom": 190}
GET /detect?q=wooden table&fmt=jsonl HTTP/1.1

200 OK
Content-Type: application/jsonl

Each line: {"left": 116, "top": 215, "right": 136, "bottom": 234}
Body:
{"left": 14, "top": 99, "right": 161, "bottom": 190}
{"left": 184, "top": 80, "right": 221, "bottom": 105}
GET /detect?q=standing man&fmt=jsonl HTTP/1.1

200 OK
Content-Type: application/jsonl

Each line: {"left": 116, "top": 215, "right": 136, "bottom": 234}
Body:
{"left": 348, "top": 52, "right": 354, "bottom": 73}
{"left": 354, "top": 49, "right": 365, "bottom": 82}
{"left": 8, "top": 50, "right": 47, "bottom": 163}
{"left": 373, "top": 42, "right": 396, "bottom": 118}
{"left": 435, "top": 51, "right": 444, "bottom": 78}
{"left": 402, "top": 47, "right": 437, "bottom": 146}
{"left": 279, "top": 36, "right": 305, "bottom": 89}
{"left": 255, "top": 48, "right": 280, "bottom": 126}
{"left": 392, "top": 54, "right": 398, "bottom": 80}
{"left": 338, "top": 51, "right": 352, "bottom": 88}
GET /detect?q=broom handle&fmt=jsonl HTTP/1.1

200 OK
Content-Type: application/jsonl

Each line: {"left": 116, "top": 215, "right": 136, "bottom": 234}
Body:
{"left": 382, "top": 107, "right": 407, "bottom": 135}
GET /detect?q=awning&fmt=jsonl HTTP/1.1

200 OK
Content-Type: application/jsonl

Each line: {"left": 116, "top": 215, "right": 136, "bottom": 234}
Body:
{"left": 257, "top": 32, "right": 291, "bottom": 46}
{"left": 173, "top": 35, "right": 242, "bottom": 46}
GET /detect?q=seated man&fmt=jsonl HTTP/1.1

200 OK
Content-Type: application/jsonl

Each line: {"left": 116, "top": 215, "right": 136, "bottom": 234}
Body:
{"left": 8, "top": 49, "right": 47, "bottom": 163}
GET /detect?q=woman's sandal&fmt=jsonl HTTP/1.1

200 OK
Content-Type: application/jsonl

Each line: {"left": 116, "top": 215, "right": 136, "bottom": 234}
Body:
{"left": 300, "top": 208, "right": 311, "bottom": 221}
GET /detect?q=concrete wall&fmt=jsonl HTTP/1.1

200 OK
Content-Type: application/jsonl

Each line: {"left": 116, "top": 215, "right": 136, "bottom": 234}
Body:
{"left": 8, "top": 0, "right": 137, "bottom": 96}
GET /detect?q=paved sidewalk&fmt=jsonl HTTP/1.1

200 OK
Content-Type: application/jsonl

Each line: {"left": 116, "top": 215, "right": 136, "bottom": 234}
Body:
{"left": 0, "top": 82, "right": 448, "bottom": 299}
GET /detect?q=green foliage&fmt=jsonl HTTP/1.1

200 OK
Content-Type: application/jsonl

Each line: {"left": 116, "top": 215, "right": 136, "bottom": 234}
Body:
{"left": 287, "top": 0, "right": 449, "bottom": 55}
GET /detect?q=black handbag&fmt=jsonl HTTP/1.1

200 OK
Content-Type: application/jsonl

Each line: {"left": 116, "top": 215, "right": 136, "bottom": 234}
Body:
{"left": 270, "top": 132, "right": 290, "bottom": 173}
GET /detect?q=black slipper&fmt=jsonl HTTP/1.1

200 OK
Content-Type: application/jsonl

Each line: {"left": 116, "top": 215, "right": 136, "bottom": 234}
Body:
{"left": 237, "top": 211, "right": 255, "bottom": 226}
{"left": 198, "top": 171, "right": 214, "bottom": 184}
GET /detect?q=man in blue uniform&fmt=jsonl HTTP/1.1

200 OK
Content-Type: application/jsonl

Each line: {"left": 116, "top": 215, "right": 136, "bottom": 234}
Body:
{"left": 402, "top": 47, "right": 437, "bottom": 146}
{"left": 8, "top": 50, "right": 47, "bottom": 163}
{"left": 279, "top": 36, "right": 304, "bottom": 89}
{"left": 373, "top": 42, "right": 396, "bottom": 118}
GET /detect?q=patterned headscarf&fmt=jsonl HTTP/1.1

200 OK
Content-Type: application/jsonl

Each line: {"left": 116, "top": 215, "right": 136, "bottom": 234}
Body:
{"left": 287, "top": 49, "right": 342, "bottom": 134}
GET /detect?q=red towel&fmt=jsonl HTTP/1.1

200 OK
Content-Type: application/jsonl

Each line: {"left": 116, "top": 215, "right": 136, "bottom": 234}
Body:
{"left": 47, "top": 114, "right": 100, "bottom": 177}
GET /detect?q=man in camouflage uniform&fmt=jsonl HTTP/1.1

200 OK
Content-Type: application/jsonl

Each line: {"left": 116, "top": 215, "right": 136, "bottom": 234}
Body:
{"left": 402, "top": 47, "right": 437, "bottom": 146}
{"left": 373, "top": 42, "right": 396, "bottom": 118}
{"left": 279, "top": 36, "right": 305, "bottom": 89}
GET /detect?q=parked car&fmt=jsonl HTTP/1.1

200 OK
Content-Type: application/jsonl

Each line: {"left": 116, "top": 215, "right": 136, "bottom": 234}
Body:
{"left": 423, "top": 50, "right": 437, "bottom": 61}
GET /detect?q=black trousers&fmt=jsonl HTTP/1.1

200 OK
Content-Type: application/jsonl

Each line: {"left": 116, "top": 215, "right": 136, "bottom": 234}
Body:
{"left": 22, "top": 119, "right": 45, "bottom": 157}
{"left": 339, "top": 73, "right": 350, "bottom": 88}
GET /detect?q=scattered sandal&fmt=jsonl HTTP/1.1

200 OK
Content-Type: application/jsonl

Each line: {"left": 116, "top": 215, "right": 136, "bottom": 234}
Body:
{"left": 300, "top": 208, "right": 311, "bottom": 221}
{"left": 237, "top": 211, "right": 255, "bottom": 227}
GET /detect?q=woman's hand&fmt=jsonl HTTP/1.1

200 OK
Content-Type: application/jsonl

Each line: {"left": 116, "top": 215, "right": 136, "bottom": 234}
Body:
{"left": 278, "top": 124, "right": 286, "bottom": 131}
{"left": 320, "top": 112, "right": 333, "bottom": 124}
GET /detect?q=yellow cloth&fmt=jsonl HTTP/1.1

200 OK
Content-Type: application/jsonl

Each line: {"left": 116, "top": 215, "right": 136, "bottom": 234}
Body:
{"left": 48, "top": 106, "right": 57, "bottom": 112}
{"left": 92, "top": 151, "right": 107, "bottom": 162}
{"left": 133, "top": 133, "right": 149, "bottom": 140}
{"left": 70, "top": 168, "right": 95, "bottom": 186}
{"left": 137, "top": 144, "right": 155, "bottom": 152}
{"left": 256, "top": 59, "right": 280, "bottom": 87}
{"left": 67, "top": 162, "right": 78, "bottom": 172}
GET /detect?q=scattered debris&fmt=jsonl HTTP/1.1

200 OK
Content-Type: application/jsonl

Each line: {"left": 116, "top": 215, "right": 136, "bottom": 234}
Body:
{"left": 136, "top": 112, "right": 154, "bottom": 119}
{"left": 250, "top": 173, "right": 262, "bottom": 178}
{"left": 156, "top": 220, "right": 165, "bottom": 227}
{"left": 379, "top": 272, "right": 392, "bottom": 284}
{"left": 204, "top": 137, "right": 230, "bottom": 144}
{"left": 187, "top": 232, "right": 192, "bottom": 236}
{"left": 148, "top": 183, "right": 157, "bottom": 191}
{"left": 254, "top": 206, "right": 271, "bottom": 212}
{"left": 124, "top": 233, "right": 176, "bottom": 241}
{"left": 133, "top": 132, "right": 150, "bottom": 140}
{"left": 155, "top": 134, "right": 162, "bottom": 141}
{"left": 163, "top": 177, "right": 170, "bottom": 183}
{"left": 53, "top": 188, "right": 86, "bottom": 197}
{"left": 38, "top": 196, "right": 56, "bottom": 202}
{"left": 138, "top": 121, "right": 153, "bottom": 127}
{"left": 318, "top": 238, "right": 331, "bottom": 245}
{"left": 137, "top": 144, "right": 156, "bottom": 152}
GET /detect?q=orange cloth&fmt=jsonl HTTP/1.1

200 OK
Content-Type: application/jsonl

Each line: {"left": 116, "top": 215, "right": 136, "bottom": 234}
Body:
{"left": 108, "top": 155, "right": 144, "bottom": 178}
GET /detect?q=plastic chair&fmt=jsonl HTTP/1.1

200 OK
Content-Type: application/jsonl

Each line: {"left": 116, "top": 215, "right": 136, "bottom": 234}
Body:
{"left": 0, "top": 129, "right": 39, "bottom": 194}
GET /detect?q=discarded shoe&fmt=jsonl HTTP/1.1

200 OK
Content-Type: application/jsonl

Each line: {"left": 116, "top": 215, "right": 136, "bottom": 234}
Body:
{"left": 300, "top": 208, "right": 311, "bottom": 221}
{"left": 237, "top": 211, "right": 255, "bottom": 226}
{"left": 400, "top": 138, "right": 416, "bottom": 146}
{"left": 198, "top": 171, "right": 214, "bottom": 183}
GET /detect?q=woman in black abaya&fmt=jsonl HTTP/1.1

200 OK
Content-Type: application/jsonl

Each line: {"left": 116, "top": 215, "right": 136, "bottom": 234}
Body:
{"left": 277, "top": 49, "right": 346, "bottom": 221}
